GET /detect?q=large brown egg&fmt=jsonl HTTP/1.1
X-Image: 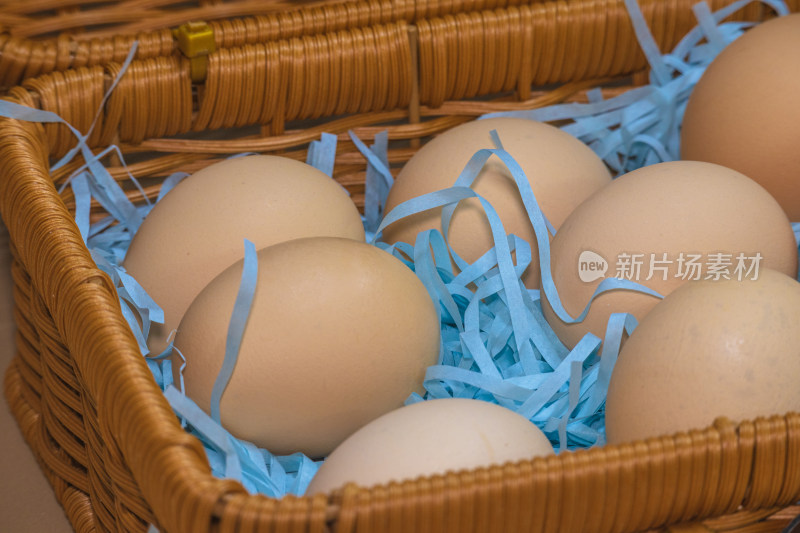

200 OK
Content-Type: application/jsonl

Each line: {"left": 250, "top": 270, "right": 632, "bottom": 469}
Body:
{"left": 174, "top": 237, "right": 441, "bottom": 458}
{"left": 381, "top": 118, "right": 611, "bottom": 287}
{"left": 306, "top": 398, "right": 554, "bottom": 494}
{"left": 605, "top": 269, "right": 800, "bottom": 444}
{"left": 123, "top": 155, "right": 365, "bottom": 354}
{"left": 541, "top": 161, "right": 797, "bottom": 349}
{"left": 681, "top": 14, "right": 800, "bottom": 221}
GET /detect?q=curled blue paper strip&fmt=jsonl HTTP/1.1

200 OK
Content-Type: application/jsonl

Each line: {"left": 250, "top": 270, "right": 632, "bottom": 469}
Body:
{"left": 351, "top": 130, "right": 393, "bottom": 236}
{"left": 306, "top": 132, "right": 338, "bottom": 177}
{"left": 378, "top": 179, "right": 634, "bottom": 447}
{"left": 157, "top": 172, "right": 189, "bottom": 203}
{"left": 481, "top": 0, "right": 790, "bottom": 174}
{"left": 70, "top": 172, "right": 91, "bottom": 243}
{"left": 210, "top": 239, "right": 259, "bottom": 424}
{"left": 163, "top": 385, "right": 320, "bottom": 496}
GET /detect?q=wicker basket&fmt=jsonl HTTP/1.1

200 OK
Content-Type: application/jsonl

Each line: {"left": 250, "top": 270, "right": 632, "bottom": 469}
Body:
{"left": 3, "top": 0, "right": 800, "bottom": 531}
{"left": 0, "top": 0, "right": 636, "bottom": 90}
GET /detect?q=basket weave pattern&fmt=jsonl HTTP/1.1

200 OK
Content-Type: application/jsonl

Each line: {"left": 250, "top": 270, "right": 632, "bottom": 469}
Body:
{"left": 2, "top": 0, "right": 800, "bottom": 531}
{"left": 2, "top": 0, "right": 540, "bottom": 89}
{"left": 4, "top": 0, "right": 798, "bottom": 89}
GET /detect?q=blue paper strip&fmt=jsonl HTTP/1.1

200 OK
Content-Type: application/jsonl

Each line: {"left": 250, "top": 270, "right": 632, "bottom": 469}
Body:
{"left": 306, "top": 132, "right": 338, "bottom": 177}
{"left": 210, "top": 240, "right": 259, "bottom": 424}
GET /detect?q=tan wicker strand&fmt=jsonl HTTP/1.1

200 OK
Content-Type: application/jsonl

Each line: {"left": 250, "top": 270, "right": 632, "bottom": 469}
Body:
{"left": 582, "top": 448, "right": 613, "bottom": 532}
{"left": 746, "top": 417, "right": 788, "bottom": 510}
{"left": 86, "top": 450, "right": 119, "bottom": 530}
{"left": 581, "top": 0, "right": 609, "bottom": 79}
{"left": 548, "top": 451, "right": 579, "bottom": 533}
{"left": 415, "top": 17, "right": 443, "bottom": 107}
{"left": 529, "top": 1, "right": 552, "bottom": 83}
{"left": 453, "top": 13, "right": 476, "bottom": 101}
{"left": 38, "top": 351, "right": 83, "bottom": 434}
{"left": 285, "top": 35, "right": 307, "bottom": 122}
{"left": 374, "top": 24, "right": 396, "bottom": 113}
{"left": 444, "top": 14, "right": 467, "bottom": 101}
{"left": 95, "top": 404, "right": 157, "bottom": 527}
{"left": 734, "top": 419, "right": 759, "bottom": 511}
{"left": 321, "top": 29, "right": 343, "bottom": 119}
{"left": 0, "top": 31, "right": 173, "bottom": 89}
{"left": 392, "top": 23, "right": 412, "bottom": 112}
{"left": 21, "top": 39, "right": 53, "bottom": 84}
{"left": 326, "top": 29, "right": 347, "bottom": 117}
{"left": 0, "top": 0, "right": 771, "bottom": 92}
{"left": 674, "top": 433, "right": 704, "bottom": 525}
{"left": 0, "top": 36, "right": 30, "bottom": 88}
{"left": 778, "top": 417, "right": 800, "bottom": 507}
{"left": 430, "top": 474, "right": 451, "bottom": 533}
{"left": 552, "top": 1, "right": 575, "bottom": 83}
{"left": 10, "top": 302, "right": 44, "bottom": 410}
{"left": 564, "top": 0, "right": 589, "bottom": 82}
{"left": 695, "top": 425, "right": 725, "bottom": 520}
{"left": 352, "top": 482, "right": 378, "bottom": 532}
{"left": 480, "top": 10, "right": 505, "bottom": 96}
{"left": 300, "top": 33, "right": 323, "bottom": 119}
{"left": 13, "top": 330, "right": 45, "bottom": 414}
{"left": 446, "top": 466, "right": 477, "bottom": 533}
{"left": 610, "top": 443, "right": 639, "bottom": 533}
{"left": 37, "top": 83, "right": 640, "bottom": 213}
{"left": 21, "top": 71, "right": 70, "bottom": 156}
{"left": 481, "top": 467, "right": 505, "bottom": 533}
{"left": 621, "top": 442, "right": 649, "bottom": 532}
{"left": 676, "top": 432, "right": 703, "bottom": 524}
{"left": 253, "top": 41, "right": 276, "bottom": 135}
{"left": 773, "top": 416, "right": 800, "bottom": 506}
{"left": 700, "top": 508, "right": 787, "bottom": 531}
{"left": 2, "top": 1, "right": 311, "bottom": 40}
{"left": 5, "top": 360, "right": 102, "bottom": 533}
{"left": 32, "top": 300, "right": 82, "bottom": 394}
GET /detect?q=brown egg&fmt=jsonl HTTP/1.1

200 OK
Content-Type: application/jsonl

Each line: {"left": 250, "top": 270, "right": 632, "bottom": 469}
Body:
{"left": 681, "top": 14, "right": 800, "bottom": 221}
{"left": 541, "top": 161, "right": 797, "bottom": 349}
{"left": 306, "top": 398, "right": 554, "bottom": 494}
{"left": 381, "top": 118, "right": 611, "bottom": 287}
{"left": 174, "top": 237, "right": 441, "bottom": 458}
{"left": 605, "top": 269, "right": 800, "bottom": 444}
{"left": 123, "top": 155, "right": 365, "bottom": 354}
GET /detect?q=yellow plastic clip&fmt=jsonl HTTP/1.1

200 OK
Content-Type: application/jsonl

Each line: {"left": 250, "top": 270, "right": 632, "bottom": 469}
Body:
{"left": 173, "top": 21, "right": 216, "bottom": 83}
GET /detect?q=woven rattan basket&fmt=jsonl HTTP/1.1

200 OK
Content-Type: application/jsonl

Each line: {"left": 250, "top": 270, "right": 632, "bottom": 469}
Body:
{"left": 3, "top": 0, "right": 800, "bottom": 531}
{"left": 0, "top": 0, "right": 345, "bottom": 88}
{"left": 0, "top": 0, "right": 665, "bottom": 90}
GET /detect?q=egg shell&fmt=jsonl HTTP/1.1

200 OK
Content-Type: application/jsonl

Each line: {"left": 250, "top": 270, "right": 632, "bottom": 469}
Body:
{"left": 305, "top": 398, "right": 554, "bottom": 494}
{"left": 605, "top": 268, "right": 800, "bottom": 444}
{"left": 123, "top": 155, "right": 365, "bottom": 354}
{"left": 381, "top": 117, "right": 611, "bottom": 287}
{"left": 174, "top": 236, "right": 441, "bottom": 458}
{"left": 541, "top": 160, "right": 798, "bottom": 349}
{"left": 681, "top": 14, "right": 800, "bottom": 221}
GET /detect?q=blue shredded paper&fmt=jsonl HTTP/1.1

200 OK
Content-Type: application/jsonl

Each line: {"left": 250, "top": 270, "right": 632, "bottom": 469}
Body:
{"left": 2, "top": 0, "right": 797, "bottom": 503}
